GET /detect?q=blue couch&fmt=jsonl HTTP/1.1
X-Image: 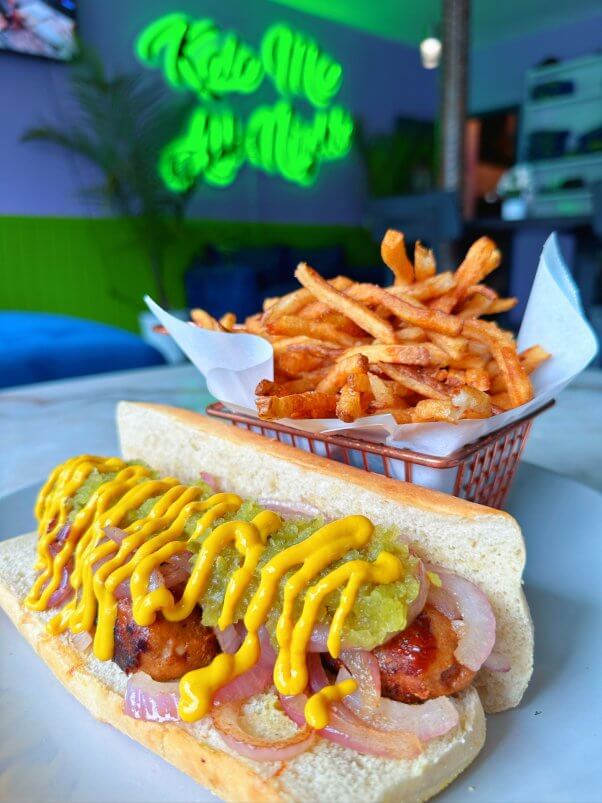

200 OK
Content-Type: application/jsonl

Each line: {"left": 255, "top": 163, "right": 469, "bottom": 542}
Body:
{"left": 0, "top": 312, "right": 164, "bottom": 389}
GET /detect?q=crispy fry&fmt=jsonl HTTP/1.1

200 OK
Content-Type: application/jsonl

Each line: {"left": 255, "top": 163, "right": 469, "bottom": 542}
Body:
{"left": 465, "top": 284, "right": 498, "bottom": 301}
{"left": 412, "top": 398, "right": 461, "bottom": 423}
{"left": 489, "top": 392, "right": 513, "bottom": 411}
{"left": 263, "top": 276, "right": 353, "bottom": 324}
{"left": 295, "top": 263, "right": 397, "bottom": 344}
{"left": 367, "top": 373, "right": 399, "bottom": 408}
{"left": 456, "top": 295, "right": 493, "bottom": 319}
{"left": 427, "top": 332, "right": 467, "bottom": 361}
{"left": 347, "top": 284, "right": 463, "bottom": 336}
{"left": 275, "top": 341, "right": 342, "bottom": 378}
{"left": 380, "top": 229, "right": 414, "bottom": 285}
{"left": 257, "top": 370, "right": 328, "bottom": 396}
{"left": 267, "top": 315, "right": 358, "bottom": 347}
{"left": 431, "top": 238, "right": 500, "bottom": 312}
{"left": 371, "top": 405, "right": 414, "bottom": 424}
{"left": 379, "top": 363, "right": 449, "bottom": 400}
{"left": 487, "top": 297, "right": 518, "bottom": 315}
{"left": 316, "top": 353, "right": 369, "bottom": 394}
{"left": 190, "top": 308, "right": 226, "bottom": 331}
{"left": 256, "top": 391, "right": 338, "bottom": 420}
{"left": 219, "top": 312, "right": 237, "bottom": 331}
{"left": 341, "top": 344, "right": 433, "bottom": 366}
{"left": 244, "top": 313, "right": 266, "bottom": 335}
{"left": 336, "top": 371, "right": 372, "bottom": 422}
{"left": 462, "top": 321, "right": 533, "bottom": 407}
{"left": 520, "top": 345, "right": 551, "bottom": 374}
{"left": 399, "top": 272, "right": 456, "bottom": 302}
{"left": 452, "top": 386, "right": 492, "bottom": 419}
{"left": 489, "top": 342, "right": 533, "bottom": 407}
{"left": 414, "top": 242, "right": 436, "bottom": 281}
{"left": 465, "top": 368, "right": 491, "bottom": 392}
{"left": 396, "top": 326, "right": 428, "bottom": 342}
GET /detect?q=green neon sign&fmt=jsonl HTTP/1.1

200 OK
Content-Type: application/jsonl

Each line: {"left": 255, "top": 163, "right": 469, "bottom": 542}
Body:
{"left": 261, "top": 24, "right": 343, "bottom": 108}
{"left": 136, "top": 14, "right": 263, "bottom": 99}
{"left": 136, "top": 15, "right": 354, "bottom": 189}
{"left": 160, "top": 101, "right": 353, "bottom": 191}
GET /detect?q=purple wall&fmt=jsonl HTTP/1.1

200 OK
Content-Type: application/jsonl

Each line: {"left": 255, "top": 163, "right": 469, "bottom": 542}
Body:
{"left": 469, "top": 13, "right": 602, "bottom": 112}
{"left": 0, "top": 0, "right": 437, "bottom": 225}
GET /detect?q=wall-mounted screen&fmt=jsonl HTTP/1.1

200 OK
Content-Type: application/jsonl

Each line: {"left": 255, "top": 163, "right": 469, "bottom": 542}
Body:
{"left": 0, "top": 0, "right": 76, "bottom": 61}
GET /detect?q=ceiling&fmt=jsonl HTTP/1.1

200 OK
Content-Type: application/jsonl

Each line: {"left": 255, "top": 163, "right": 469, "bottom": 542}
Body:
{"left": 269, "top": 0, "right": 602, "bottom": 48}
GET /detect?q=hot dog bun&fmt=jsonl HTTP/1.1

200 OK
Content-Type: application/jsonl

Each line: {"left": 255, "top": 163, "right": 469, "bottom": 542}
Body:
{"left": 118, "top": 402, "right": 533, "bottom": 713}
{"left": 0, "top": 401, "right": 533, "bottom": 802}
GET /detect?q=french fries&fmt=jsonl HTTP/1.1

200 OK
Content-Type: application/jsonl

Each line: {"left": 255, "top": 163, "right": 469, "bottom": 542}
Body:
{"left": 381, "top": 229, "right": 414, "bottom": 285}
{"left": 185, "top": 230, "right": 549, "bottom": 423}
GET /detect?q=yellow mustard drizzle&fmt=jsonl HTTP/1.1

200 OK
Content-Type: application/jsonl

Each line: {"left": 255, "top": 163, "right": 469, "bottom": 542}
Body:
{"left": 30, "top": 456, "right": 415, "bottom": 729}
{"left": 304, "top": 678, "right": 358, "bottom": 729}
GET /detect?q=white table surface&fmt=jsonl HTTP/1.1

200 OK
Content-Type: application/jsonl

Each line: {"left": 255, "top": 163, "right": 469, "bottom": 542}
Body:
{"left": 1, "top": 364, "right": 601, "bottom": 497}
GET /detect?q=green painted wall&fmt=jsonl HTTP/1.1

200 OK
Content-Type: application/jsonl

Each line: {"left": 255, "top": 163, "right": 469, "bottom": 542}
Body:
{"left": 0, "top": 216, "right": 378, "bottom": 332}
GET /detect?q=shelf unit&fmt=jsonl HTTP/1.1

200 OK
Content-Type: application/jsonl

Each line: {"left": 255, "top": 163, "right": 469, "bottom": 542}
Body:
{"left": 519, "top": 53, "right": 602, "bottom": 218}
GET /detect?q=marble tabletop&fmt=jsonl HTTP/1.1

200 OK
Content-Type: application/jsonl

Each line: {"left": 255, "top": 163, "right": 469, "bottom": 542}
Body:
{"left": 2, "top": 364, "right": 601, "bottom": 498}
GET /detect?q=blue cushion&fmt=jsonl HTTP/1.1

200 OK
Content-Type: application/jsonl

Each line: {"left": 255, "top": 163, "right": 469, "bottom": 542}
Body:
{"left": 0, "top": 312, "right": 165, "bottom": 389}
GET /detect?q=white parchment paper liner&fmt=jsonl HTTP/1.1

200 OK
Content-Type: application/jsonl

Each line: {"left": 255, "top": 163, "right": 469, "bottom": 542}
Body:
{"left": 146, "top": 234, "right": 597, "bottom": 494}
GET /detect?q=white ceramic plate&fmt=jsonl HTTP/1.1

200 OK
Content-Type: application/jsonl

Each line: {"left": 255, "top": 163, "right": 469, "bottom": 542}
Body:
{"left": 1, "top": 463, "right": 601, "bottom": 803}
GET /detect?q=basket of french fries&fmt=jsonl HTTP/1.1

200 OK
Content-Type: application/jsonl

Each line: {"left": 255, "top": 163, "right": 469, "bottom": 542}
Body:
{"left": 147, "top": 232, "right": 597, "bottom": 507}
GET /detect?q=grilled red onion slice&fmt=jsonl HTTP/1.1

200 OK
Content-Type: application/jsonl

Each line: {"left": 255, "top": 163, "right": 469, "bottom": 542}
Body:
{"left": 47, "top": 564, "right": 74, "bottom": 608}
{"left": 337, "top": 667, "right": 459, "bottom": 741}
{"left": 160, "top": 551, "right": 192, "bottom": 588}
{"left": 215, "top": 624, "right": 244, "bottom": 654}
{"left": 104, "top": 525, "right": 128, "bottom": 544}
{"left": 71, "top": 631, "right": 93, "bottom": 652}
{"left": 124, "top": 672, "right": 179, "bottom": 722}
{"left": 340, "top": 650, "right": 381, "bottom": 705}
{"left": 212, "top": 701, "right": 315, "bottom": 762}
{"left": 256, "top": 499, "right": 324, "bottom": 520}
{"left": 406, "top": 559, "right": 428, "bottom": 625}
{"left": 213, "top": 628, "right": 276, "bottom": 705}
{"left": 483, "top": 651, "right": 511, "bottom": 672}
{"left": 200, "top": 472, "right": 220, "bottom": 490}
{"left": 279, "top": 692, "right": 422, "bottom": 760}
{"left": 426, "top": 564, "right": 496, "bottom": 672}
{"left": 113, "top": 569, "right": 163, "bottom": 600}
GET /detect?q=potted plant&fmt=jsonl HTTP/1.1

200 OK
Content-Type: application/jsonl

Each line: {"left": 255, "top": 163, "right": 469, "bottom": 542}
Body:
{"left": 22, "top": 45, "right": 196, "bottom": 362}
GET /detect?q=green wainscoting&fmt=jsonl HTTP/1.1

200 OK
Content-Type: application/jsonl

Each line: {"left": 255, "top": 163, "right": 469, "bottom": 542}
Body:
{"left": 0, "top": 216, "right": 378, "bottom": 332}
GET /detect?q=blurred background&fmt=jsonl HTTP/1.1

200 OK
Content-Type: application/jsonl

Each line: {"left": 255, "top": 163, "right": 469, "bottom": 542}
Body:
{"left": 0, "top": 0, "right": 601, "bottom": 387}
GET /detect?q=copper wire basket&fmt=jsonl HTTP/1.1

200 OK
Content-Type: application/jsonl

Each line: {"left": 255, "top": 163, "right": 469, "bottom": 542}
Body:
{"left": 206, "top": 401, "right": 554, "bottom": 509}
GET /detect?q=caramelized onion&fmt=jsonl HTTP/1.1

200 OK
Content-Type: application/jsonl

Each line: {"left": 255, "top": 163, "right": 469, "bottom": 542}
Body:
{"left": 213, "top": 628, "right": 275, "bottom": 705}
{"left": 279, "top": 692, "right": 422, "bottom": 760}
{"left": 427, "top": 564, "right": 496, "bottom": 671}
{"left": 200, "top": 472, "right": 220, "bottom": 490}
{"left": 214, "top": 624, "right": 244, "bottom": 654}
{"left": 124, "top": 672, "right": 179, "bottom": 722}
{"left": 483, "top": 651, "right": 511, "bottom": 672}
{"left": 212, "top": 701, "right": 315, "bottom": 762}
{"left": 337, "top": 668, "right": 459, "bottom": 741}
{"left": 257, "top": 499, "right": 324, "bottom": 519}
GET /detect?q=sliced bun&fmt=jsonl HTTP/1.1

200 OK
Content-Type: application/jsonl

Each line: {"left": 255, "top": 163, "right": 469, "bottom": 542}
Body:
{"left": 117, "top": 401, "right": 533, "bottom": 713}
{"left": 0, "top": 532, "right": 485, "bottom": 803}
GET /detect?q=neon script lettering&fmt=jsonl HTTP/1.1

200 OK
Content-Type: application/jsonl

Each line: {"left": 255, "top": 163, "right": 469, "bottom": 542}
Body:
{"left": 261, "top": 24, "right": 343, "bottom": 108}
{"left": 136, "top": 15, "right": 354, "bottom": 188}
{"left": 160, "top": 102, "right": 353, "bottom": 191}
{"left": 137, "top": 14, "right": 263, "bottom": 99}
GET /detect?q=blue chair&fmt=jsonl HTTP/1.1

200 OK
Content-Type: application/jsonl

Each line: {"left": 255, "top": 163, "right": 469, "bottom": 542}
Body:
{"left": 0, "top": 312, "right": 164, "bottom": 389}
